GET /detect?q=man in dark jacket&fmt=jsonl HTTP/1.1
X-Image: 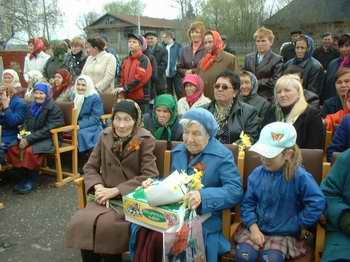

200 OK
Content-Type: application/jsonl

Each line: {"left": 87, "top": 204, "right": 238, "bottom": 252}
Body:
{"left": 280, "top": 29, "right": 303, "bottom": 62}
{"left": 313, "top": 32, "right": 339, "bottom": 70}
{"left": 144, "top": 32, "right": 168, "bottom": 96}
{"left": 162, "top": 31, "right": 182, "bottom": 98}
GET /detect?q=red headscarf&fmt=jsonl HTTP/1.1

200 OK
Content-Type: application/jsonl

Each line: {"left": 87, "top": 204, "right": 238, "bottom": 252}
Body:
{"left": 52, "top": 69, "right": 72, "bottom": 100}
{"left": 198, "top": 31, "right": 224, "bottom": 71}
{"left": 183, "top": 74, "right": 204, "bottom": 106}
{"left": 29, "top": 38, "right": 45, "bottom": 59}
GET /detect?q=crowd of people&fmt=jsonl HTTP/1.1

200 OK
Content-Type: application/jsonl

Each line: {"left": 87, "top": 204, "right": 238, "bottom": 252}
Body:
{"left": 1, "top": 20, "right": 350, "bottom": 262}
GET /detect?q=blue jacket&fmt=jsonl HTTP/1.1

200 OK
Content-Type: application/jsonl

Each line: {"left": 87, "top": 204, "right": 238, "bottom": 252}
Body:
{"left": 0, "top": 96, "right": 27, "bottom": 146}
{"left": 321, "top": 148, "right": 350, "bottom": 261}
{"left": 77, "top": 94, "right": 103, "bottom": 152}
{"left": 241, "top": 166, "right": 325, "bottom": 236}
{"left": 166, "top": 42, "right": 182, "bottom": 78}
{"left": 171, "top": 138, "right": 243, "bottom": 261}
{"left": 327, "top": 115, "right": 350, "bottom": 161}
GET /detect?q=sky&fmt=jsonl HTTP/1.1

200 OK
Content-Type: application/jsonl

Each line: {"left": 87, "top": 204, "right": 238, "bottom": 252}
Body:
{"left": 55, "top": 0, "right": 179, "bottom": 39}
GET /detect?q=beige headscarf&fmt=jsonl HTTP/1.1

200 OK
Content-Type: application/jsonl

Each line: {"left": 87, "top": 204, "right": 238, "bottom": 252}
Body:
{"left": 73, "top": 75, "right": 98, "bottom": 117}
{"left": 2, "top": 69, "right": 21, "bottom": 88}
{"left": 274, "top": 74, "right": 308, "bottom": 124}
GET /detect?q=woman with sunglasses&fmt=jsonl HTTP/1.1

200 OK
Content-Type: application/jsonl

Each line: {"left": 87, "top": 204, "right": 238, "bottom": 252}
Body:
{"left": 203, "top": 69, "right": 260, "bottom": 144}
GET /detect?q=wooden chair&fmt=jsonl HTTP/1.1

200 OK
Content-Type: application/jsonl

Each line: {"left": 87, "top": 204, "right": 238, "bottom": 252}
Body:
{"left": 40, "top": 102, "right": 79, "bottom": 187}
{"left": 100, "top": 93, "right": 117, "bottom": 125}
{"left": 74, "top": 140, "right": 169, "bottom": 209}
{"left": 221, "top": 149, "right": 329, "bottom": 262}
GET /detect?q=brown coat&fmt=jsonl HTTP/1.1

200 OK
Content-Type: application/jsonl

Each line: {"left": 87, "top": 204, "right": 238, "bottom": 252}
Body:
{"left": 198, "top": 51, "right": 240, "bottom": 100}
{"left": 65, "top": 127, "right": 158, "bottom": 254}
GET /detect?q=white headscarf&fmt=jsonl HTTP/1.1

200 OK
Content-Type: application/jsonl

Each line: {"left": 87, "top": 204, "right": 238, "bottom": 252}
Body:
{"left": 73, "top": 74, "right": 98, "bottom": 117}
{"left": 2, "top": 69, "right": 21, "bottom": 88}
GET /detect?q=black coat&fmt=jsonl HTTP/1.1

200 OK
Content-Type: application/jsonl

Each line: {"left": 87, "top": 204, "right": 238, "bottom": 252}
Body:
{"left": 280, "top": 42, "right": 296, "bottom": 63}
{"left": 263, "top": 105, "right": 324, "bottom": 149}
{"left": 203, "top": 99, "right": 260, "bottom": 144}
{"left": 63, "top": 51, "right": 87, "bottom": 80}
{"left": 149, "top": 44, "right": 168, "bottom": 90}
{"left": 244, "top": 51, "right": 283, "bottom": 100}
{"left": 177, "top": 44, "right": 206, "bottom": 77}
{"left": 321, "top": 96, "right": 343, "bottom": 118}
{"left": 25, "top": 100, "right": 65, "bottom": 154}
{"left": 284, "top": 57, "right": 324, "bottom": 95}
{"left": 313, "top": 46, "right": 339, "bottom": 70}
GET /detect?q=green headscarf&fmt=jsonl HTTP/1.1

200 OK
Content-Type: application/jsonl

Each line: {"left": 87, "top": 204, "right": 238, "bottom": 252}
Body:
{"left": 152, "top": 94, "right": 177, "bottom": 141}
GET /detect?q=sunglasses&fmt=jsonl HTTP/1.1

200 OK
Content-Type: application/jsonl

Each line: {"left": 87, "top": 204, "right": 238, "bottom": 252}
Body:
{"left": 214, "top": 84, "right": 232, "bottom": 90}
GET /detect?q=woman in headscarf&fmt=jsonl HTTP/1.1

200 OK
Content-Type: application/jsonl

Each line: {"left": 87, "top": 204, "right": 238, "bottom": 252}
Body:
{"left": 73, "top": 75, "right": 104, "bottom": 154}
{"left": 198, "top": 30, "right": 239, "bottom": 99}
{"left": 6, "top": 82, "right": 64, "bottom": 193}
{"left": 52, "top": 69, "right": 74, "bottom": 102}
{"left": 24, "top": 70, "right": 44, "bottom": 102}
{"left": 43, "top": 41, "right": 68, "bottom": 83}
{"left": 65, "top": 100, "right": 159, "bottom": 262}
{"left": 262, "top": 74, "right": 324, "bottom": 149}
{"left": 238, "top": 70, "right": 270, "bottom": 121}
{"left": 23, "top": 38, "right": 50, "bottom": 83}
{"left": 1, "top": 69, "right": 26, "bottom": 97}
{"left": 177, "top": 74, "right": 211, "bottom": 116}
{"left": 283, "top": 34, "right": 323, "bottom": 95}
{"left": 134, "top": 107, "right": 243, "bottom": 262}
{"left": 143, "top": 94, "right": 182, "bottom": 143}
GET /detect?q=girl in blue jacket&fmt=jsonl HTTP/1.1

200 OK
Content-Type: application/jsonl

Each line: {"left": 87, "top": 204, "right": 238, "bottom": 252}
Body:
{"left": 235, "top": 122, "right": 325, "bottom": 262}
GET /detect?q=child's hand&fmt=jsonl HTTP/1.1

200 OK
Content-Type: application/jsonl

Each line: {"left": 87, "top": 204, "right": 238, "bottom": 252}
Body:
{"left": 249, "top": 224, "right": 265, "bottom": 248}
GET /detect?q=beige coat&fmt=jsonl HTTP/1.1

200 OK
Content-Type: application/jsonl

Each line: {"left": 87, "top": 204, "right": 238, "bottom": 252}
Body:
{"left": 198, "top": 51, "right": 240, "bottom": 100}
{"left": 65, "top": 127, "right": 159, "bottom": 254}
{"left": 81, "top": 51, "right": 117, "bottom": 94}
{"left": 177, "top": 94, "right": 211, "bottom": 117}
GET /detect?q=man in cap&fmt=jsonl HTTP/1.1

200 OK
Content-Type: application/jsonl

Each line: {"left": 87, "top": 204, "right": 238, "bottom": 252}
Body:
{"left": 313, "top": 32, "right": 339, "bottom": 70}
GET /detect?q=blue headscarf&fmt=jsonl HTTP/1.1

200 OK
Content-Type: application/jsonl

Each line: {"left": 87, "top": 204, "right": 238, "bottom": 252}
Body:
{"left": 30, "top": 82, "right": 50, "bottom": 118}
{"left": 294, "top": 34, "right": 314, "bottom": 65}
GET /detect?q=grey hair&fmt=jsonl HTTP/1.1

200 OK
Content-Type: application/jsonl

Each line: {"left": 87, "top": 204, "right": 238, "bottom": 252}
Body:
{"left": 179, "top": 119, "right": 209, "bottom": 139}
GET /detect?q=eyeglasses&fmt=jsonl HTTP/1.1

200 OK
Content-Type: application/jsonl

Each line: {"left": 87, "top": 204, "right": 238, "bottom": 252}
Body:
{"left": 214, "top": 84, "right": 232, "bottom": 90}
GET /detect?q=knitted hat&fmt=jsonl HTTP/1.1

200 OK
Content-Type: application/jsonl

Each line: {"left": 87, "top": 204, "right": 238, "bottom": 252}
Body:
{"left": 112, "top": 100, "right": 139, "bottom": 123}
{"left": 34, "top": 82, "right": 50, "bottom": 97}
{"left": 182, "top": 108, "right": 218, "bottom": 138}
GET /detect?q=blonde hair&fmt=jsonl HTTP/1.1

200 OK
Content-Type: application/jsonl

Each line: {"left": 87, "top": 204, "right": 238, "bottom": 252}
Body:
{"left": 71, "top": 36, "right": 85, "bottom": 47}
{"left": 274, "top": 74, "right": 303, "bottom": 98}
{"left": 254, "top": 26, "right": 275, "bottom": 43}
{"left": 187, "top": 21, "right": 206, "bottom": 41}
{"left": 282, "top": 145, "right": 303, "bottom": 180}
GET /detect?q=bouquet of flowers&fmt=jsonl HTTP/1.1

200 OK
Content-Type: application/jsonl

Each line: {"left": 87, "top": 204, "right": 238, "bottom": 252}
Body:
{"left": 17, "top": 129, "right": 31, "bottom": 160}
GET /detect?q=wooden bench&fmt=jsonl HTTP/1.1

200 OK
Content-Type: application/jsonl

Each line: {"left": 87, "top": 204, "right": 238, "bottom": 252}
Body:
{"left": 100, "top": 93, "right": 117, "bottom": 125}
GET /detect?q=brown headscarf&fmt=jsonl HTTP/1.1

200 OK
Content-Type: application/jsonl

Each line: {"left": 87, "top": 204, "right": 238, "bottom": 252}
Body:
{"left": 52, "top": 69, "right": 72, "bottom": 100}
{"left": 199, "top": 31, "right": 224, "bottom": 71}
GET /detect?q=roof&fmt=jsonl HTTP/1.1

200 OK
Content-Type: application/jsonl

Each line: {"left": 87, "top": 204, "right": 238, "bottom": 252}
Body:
{"left": 87, "top": 13, "right": 178, "bottom": 29}
{"left": 264, "top": 0, "right": 350, "bottom": 27}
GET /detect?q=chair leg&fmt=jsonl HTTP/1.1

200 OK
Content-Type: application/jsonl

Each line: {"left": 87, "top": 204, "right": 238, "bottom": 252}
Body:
{"left": 55, "top": 152, "right": 63, "bottom": 186}
{"left": 72, "top": 148, "right": 78, "bottom": 178}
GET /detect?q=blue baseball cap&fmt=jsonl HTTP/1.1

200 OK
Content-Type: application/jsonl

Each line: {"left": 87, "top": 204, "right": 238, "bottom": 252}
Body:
{"left": 249, "top": 122, "right": 297, "bottom": 159}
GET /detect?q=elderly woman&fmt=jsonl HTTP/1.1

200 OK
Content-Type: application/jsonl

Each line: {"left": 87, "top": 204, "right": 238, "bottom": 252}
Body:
{"left": 198, "top": 30, "right": 239, "bottom": 99}
{"left": 0, "top": 85, "right": 27, "bottom": 163}
{"left": 321, "top": 148, "right": 350, "bottom": 261}
{"left": 263, "top": 74, "right": 324, "bottom": 149}
{"left": 203, "top": 69, "right": 260, "bottom": 144}
{"left": 244, "top": 27, "right": 283, "bottom": 101}
{"left": 284, "top": 35, "right": 323, "bottom": 95}
{"left": 177, "top": 74, "right": 211, "bottom": 116}
{"left": 322, "top": 68, "right": 350, "bottom": 117}
{"left": 82, "top": 37, "right": 117, "bottom": 94}
{"left": 144, "top": 94, "right": 182, "bottom": 143}
{"left": 43, "top": 41, "right": 68, "bottom": 83}
{"left": 74, "top": 75, "right": 103, "bottom": 153}
{"left": 134, "top": 107, "right": 243, "bottom": 261}
{"left": 177, "top": 21, "right": 206, "bottom": 78}
{"left": 65, "top": 100, "right": 159, "bottom": 262}
{"left": 7, "top": 83, "right": 64, "bottom": 193}
{"left": 238, "top": 70, "right": 270, "bottom": 121}
{"left": 23, "top": 38, "right": 50, "bottom": 83}
{"left": 52, "top": 69, "right": 74, "bottom": 102}
{"left": 24, "top": 70, "right": 44, "bottom": 102}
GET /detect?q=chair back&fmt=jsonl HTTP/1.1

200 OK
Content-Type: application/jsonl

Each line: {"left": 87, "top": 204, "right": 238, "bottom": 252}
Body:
{"left": 100, "top": 93, "right": 116, "bottom": 114}
{"left": 243, "top": 150, "right": 261, "bottom": 188}
{"left": 224, "top": 144, "right": 239, "bottom": 165}
{"left": 56, "top": 102, "right": 75, "bottom": 125}
{"left": 154, "top": 140, "right": 168, "bottom": 176}
{"left": 301, "top": 149, "right": 323, "bottom": 184}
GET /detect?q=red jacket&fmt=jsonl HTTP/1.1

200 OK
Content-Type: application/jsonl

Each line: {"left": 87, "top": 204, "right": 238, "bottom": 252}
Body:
{"left": 324, "top": 94, "right": 350, "bottom": 133}
{"left": 120, "top": 50, "right": 152, "bottom": 101}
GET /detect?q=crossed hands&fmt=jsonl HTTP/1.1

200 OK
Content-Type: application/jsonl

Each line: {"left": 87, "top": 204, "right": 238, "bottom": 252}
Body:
{"left": 94, "top": 184, "right": 120, "bottom": 206}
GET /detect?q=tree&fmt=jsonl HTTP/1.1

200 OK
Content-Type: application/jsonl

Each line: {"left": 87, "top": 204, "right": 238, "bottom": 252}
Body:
{"left": 76, "top": 11, "right": 100, "bottom": 32}
{"left": 103, "top": 0, "right": 145, "bottom": 16}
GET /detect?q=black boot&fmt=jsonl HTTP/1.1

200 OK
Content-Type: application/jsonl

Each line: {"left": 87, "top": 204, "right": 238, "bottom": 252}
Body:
{"left": 81, "top": 249, "right": 101, "bottom": 262}
{"left": 14, "top": 169, "right": 37, "bottom": 194}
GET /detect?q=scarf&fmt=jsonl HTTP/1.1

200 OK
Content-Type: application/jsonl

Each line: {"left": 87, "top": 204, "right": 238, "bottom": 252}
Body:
{"left": 29, "top": 38, "right": 45, "bottom": 60}
{"left": 152, "top": 94, "right": 177, "bottom": 142}
{"left": 73, "top": 75, "right": 98, "bottom": 118}
{"left": 199, "top": 31, "right": 224, "bottom": 71}
{"left": 183, "top": 74, "right": 204, "bottom": 106}
{"left": 239, "top": 71, "right": 259, "bottom": 103}
{"left": 294, "top": 35, "right": 314, "bottom": 65}
{"left": 30, "top": 82, "right": 50, "bottom": 118}
{"left": 340, "top": 56, "right": 350, "bottom": 68}
{"left": 52, "top": 69, "right": 72, "bottom": 100}
{"left": 213, "top": 101, "right": 233, "bottom": 130}
{"left": 111, "top": 100, "right": 142, "bottom": 157}
{"left": 2, "top": 69, "right": 21, "bottom": 89}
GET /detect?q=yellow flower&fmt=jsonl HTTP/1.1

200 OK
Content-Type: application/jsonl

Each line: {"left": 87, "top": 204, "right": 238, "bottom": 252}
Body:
{"left": 238, "top": 131, "right": 252, "bottom": 152}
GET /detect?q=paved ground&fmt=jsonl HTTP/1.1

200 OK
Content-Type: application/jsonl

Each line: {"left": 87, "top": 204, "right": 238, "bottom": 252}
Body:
{"left": 0, "top": 170, "right": 80, "bottom": 262}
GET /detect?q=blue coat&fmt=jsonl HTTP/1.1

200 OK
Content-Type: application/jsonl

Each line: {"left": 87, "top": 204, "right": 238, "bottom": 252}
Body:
{"left": 77, "top": 94, "right": 103, "bottom": 152}
{"left": 321, "top": 148, "right": 350, "bottom": 261}
{"left": 241, "top": 166, "right": 325, "bottom": 236}
{"left": 0, "top": 96, "right": 27, "bottom": 146}
{"left": 171, "top": 138, "right": 243, "bottom": 262}
{"left": 327, "top": 115, "right": 350, "bottom": 161}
